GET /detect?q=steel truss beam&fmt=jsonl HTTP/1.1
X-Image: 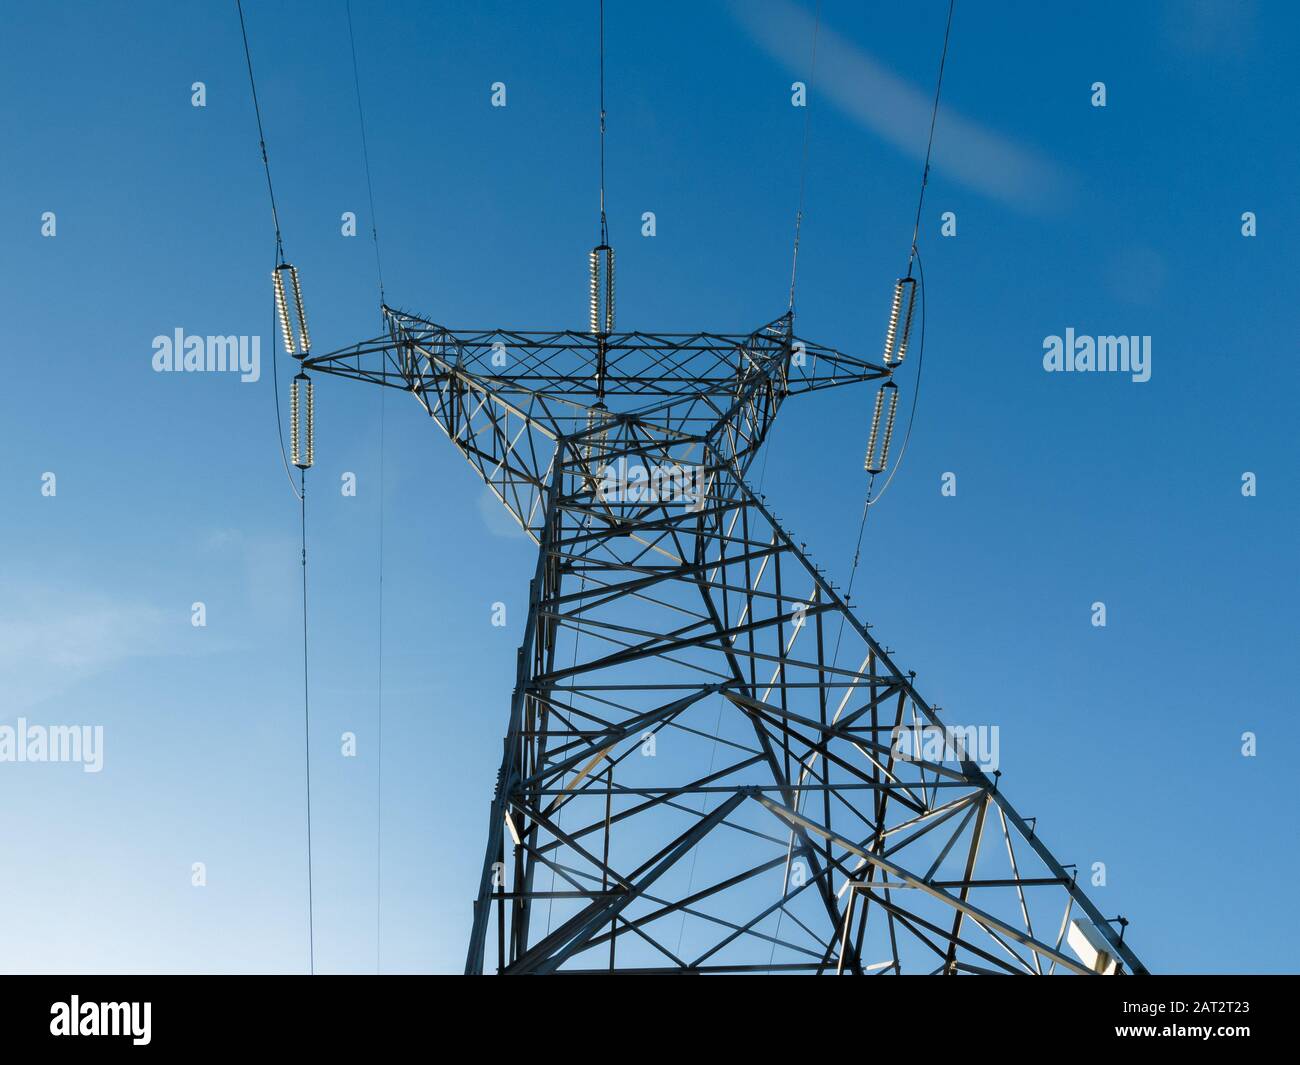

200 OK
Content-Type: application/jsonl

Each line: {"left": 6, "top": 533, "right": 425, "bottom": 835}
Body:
{"left": 305, "top": 307, "right": 1146, "bottom": 976}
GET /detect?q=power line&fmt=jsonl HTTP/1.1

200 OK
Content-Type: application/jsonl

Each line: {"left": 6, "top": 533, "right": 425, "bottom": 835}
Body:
{"left": 787, "top": 0, "right": 823, "bottom": 313}
{"left": 346, "top": 0, "right": 386, "bottom": 309}
{"left": 598, "top": 0, "right": 608, "bottom": 244}
{"left": 300, "top": 468, "right": 315, "bottom": 975}
{"left": 236, "top": 0, "right": 284, "bottom": 264}
{"left": 374, "top": 385, "right": 386, "bottom": 975}
{"left": 344, "top": 0, "right": 389, "bottom": 976}
{"left": 831, "top": 0, "right": 954, "bottom": 720}
{"left": 238, "top": 0, "right": 299, "bottom": 501}
{"left": 236, "top": 0, "right": 315, "bottom": 974}
{"left": 906, "top": 0, "right": 955, "bottom": 279}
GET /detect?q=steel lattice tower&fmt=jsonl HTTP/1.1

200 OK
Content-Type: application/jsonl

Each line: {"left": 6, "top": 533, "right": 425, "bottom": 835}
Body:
{"left": 303, "top": 304, "right": 1145, "bottom": 976}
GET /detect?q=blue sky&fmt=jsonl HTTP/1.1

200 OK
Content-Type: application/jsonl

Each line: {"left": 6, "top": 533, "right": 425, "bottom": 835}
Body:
{"left": 0, "top": 0, "right": 1296, "bottom": 973}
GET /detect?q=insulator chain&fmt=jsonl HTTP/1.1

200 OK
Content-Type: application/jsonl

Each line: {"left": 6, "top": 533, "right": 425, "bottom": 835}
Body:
{"left": 583, "top": 402, "right": 610, "bottom": 471}
{"left": 306, "top": 374, "right": 315, "bottom": 468}
{"left": 291, "top": 372, "right": 314, "bottom": 470}
{"left": 274, "top": 263, "right": 312, "bottom": 358}
{"left": 588, "top": 245, "right": 615, "bottom": 335}
{"left": 882, "top": 276, "right": 917, "bottom": 367}
{"left": 864, "top": 380, "right": 900, "bottom": 475}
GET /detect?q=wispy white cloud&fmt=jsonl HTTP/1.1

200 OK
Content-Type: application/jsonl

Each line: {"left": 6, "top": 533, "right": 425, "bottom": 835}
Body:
{"left": 0, "top": 585, "right": 180, "bottom": 713}
{"left": 728, "top": 0, "right": 1070, "bottom": 212}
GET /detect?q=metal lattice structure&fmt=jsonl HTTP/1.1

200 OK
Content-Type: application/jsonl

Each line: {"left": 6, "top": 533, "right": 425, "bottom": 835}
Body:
{"left": 304, "top": 304, "right": 1146, "bottom": 976}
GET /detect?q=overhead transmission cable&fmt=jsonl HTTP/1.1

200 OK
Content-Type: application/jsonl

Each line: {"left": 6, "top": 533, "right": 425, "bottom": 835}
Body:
{"left": 835, "top": 0, "right": 954, "bottom": 647}
{"left": 599, "top": 0, "right": 608, "bottom": 246}
{"left": 347, "top": 0, "right": 387, "bottom": 312}
{"left": 758, "top": 0, "right": 825, "bottom": 497}
{"left": 237, "top": 0, "right": 299, "bottom": 503}
{"left": 787, "top": 0, "right": 823, "bottom": 315}
{"left": 855, "top": 0, "right": 954, "bottom": 519}
{"left": 236, "top": 0, "right": 317, "bottom": 975}
{"left": 812, "top": 3, "right": 955, "bottom": 969}
{"left": 758, "top": 2, "right": 828, "bottom": 969}
{"left": 345, "top": 0, "right": 389, "bottom": 976}
{"left": 553, "top": 0, "right": 611, "bottom": 935}
{"left": 861, "top": 0, "right": 953, "bottom": 512}
{"left": 905, "top": 0, "right": 954, "bottom": 281}
{"left": 757, "top": 0, "right": 824, "bottom": 496}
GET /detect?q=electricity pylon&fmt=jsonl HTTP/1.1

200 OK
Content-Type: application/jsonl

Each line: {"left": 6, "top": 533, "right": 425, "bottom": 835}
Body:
{"left": 304, "top": 304, "right": 1146, "bottom": 976}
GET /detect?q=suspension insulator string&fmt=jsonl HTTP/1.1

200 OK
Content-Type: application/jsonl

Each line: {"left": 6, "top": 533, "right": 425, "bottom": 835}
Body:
{"left": 588, "top": 242, "right": 615, "bottom": 336}
{"left": 863, "top": 380, "right": 900, "bottom": 475}
{"left": 292, "top": 269, "right": 311, "bottom": 353}
{"left": 274, "top": 269, "right": 295, "bottom": 354}
{"left": 882, "top": 276, "right": 917, "bottom": 367}
{"left": 606, "top": 247, "right": 615, "bottom": 331}
{"left": 583, "top": 401, "right": 611, "bottom": 488}
{"left": 305, "top": 374, "right": 315, "bottom": 469}
{"left": 236, "top": 0, "right": 317, "bottom": 974}
{"left": 273, "top": 263, "right": 312, "bottom": 358}
{"left": 290, "top": 372, "right": 316, "bottom": 471}
{"left": 589, "top": 243, "right": 614, "bottom": 399}
{"left": 878, "top": 382, "right": 900, "bottom": 470}
{"left": 869, "top": 247, "right": 928, "bottom": 507}
{"left": 863, "top": 386, "right": 885, "bottom": 474}
{"left": 269, "top": 248, "right": 302, "bottom": 503}
{"left": 290, "top": 376, "right": 301, "bottom": 467}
